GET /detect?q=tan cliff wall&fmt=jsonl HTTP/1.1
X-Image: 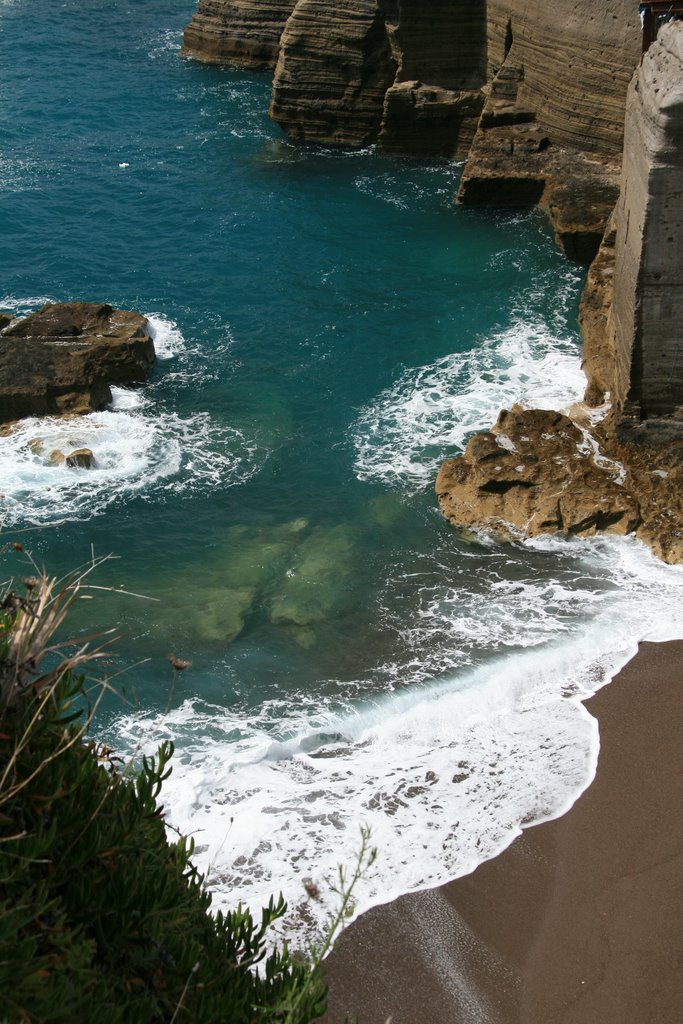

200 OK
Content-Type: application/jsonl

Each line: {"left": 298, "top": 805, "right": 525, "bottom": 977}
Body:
{"left": 269, "top": 0, "right": 489, "bottom": 153}
{"left": 268, "top": 0, "right": 397, "bottom": 146}
{"left": 182, "top": 0, "right": 296, "bottom": 67}
{"left": 183, "top": 1, "right": 641, "bottom": 166}
{"left": 599, "top": 22, "right": 683, "bottom": 425}
{"left": 486, "top": 1, "right": 641, "bottom": 156}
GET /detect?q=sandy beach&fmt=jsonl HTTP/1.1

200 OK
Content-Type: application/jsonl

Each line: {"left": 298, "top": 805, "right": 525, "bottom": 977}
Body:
{"left": 323, "top": 639, "right": 683, "bottom": 1024}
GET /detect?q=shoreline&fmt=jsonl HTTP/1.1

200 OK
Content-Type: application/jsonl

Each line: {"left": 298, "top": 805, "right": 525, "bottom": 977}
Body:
{"left": 322, "top": 639, "right": 683, "bottom": 1024}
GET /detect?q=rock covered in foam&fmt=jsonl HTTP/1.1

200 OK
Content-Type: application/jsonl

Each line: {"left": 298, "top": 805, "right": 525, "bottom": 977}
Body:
{"left": 0, "top": 302, "right": 155, "bottom": 424}
{"left": 66, "top": 448, "right": 96, "bottom": 469}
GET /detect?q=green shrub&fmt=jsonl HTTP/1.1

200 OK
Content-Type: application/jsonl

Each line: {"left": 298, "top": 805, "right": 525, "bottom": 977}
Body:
{"left": 0, "top": 570, "right": 327, "bottom": 1023}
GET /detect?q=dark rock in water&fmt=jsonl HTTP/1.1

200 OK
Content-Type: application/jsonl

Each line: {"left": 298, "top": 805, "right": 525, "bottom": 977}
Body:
{"left": 0, "top": 302, "right": 155, "bottom": 424}
{"left": 66, "top": 448, "right": 95, "bottom": 469}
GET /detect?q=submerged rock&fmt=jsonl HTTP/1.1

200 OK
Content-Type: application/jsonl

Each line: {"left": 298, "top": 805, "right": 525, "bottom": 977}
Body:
{"left": 268, "top": 524, "right": 357, "bottom": 630}
{"left": 0, "top": 302, "right": 155, "bottom": 424}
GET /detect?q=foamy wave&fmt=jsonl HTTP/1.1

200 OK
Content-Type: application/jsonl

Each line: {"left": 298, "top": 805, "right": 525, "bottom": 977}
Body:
{"left": 145, "top": 313, "right": 186, "bottom": 359}
{"left": 0, "top": 294, "right": 56, "bottom": 319}
{"left": 352, "top": 318, "right": 586, "bottom": 490}
{"left": 0, "top": 407, "right": 257, "bottom": 526}
{"left": 111, "top": 535, "right": 683, "bottom": 952}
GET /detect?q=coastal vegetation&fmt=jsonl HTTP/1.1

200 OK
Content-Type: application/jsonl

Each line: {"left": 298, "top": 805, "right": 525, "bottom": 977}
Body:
{"left": 0, "top": 559, "right": 328, "bottom": 1023}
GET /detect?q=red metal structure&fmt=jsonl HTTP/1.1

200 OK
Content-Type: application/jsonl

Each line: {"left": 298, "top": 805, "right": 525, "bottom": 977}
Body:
{"left": 640, "top": 2, "right": 683, "bottom": 53}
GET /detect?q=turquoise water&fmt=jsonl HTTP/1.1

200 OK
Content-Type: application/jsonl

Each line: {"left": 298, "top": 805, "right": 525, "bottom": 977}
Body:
{"left": 2, "top": 0, "right": 682, "bottom": 945}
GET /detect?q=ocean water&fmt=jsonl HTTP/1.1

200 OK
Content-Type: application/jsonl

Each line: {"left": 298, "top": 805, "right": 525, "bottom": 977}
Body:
{"left": 1, "top": 0, "right": 682, "bottom": 949}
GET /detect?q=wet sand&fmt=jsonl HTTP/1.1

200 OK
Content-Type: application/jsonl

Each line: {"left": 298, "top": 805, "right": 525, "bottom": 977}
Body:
{"left": 323, "top": 640, "right": 683, "bottom": 1024}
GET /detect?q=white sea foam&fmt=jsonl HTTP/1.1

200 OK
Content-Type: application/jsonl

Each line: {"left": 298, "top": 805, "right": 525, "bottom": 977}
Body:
{"left": 352, "top": 318, "right": 586, "bottom": 490}
{"left": 145, "top": 312, "right": 186, "bottom": 359}
{"left": 0, "top": 407, "right": 257, "bottom": 527}
{"left": 111, "top": 535, "right": 683, "bottom": 952}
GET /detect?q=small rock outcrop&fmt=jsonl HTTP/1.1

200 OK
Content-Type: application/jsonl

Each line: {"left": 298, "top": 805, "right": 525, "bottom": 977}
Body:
{"left": 66, "top": 448, "right": 96, "bottom": 469}
{"left": 435, "top": 406, "right": 683, "bottom": 564}
{"left": 182, "top": 0, "right": 296, "bottom": 67}
{"left": 0, "top": 302, "right": 155, "bottom": 424}
{"left": 436, "top": 407, "right": 640, "bottom": 542}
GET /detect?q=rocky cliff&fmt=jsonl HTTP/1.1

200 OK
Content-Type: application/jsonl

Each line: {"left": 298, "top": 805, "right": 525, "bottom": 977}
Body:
{"left": 436, "top": 24, "right": 683, "bottom": 564}
{"left": 269, "top": 0, "right": 489, "bottom": 153}
{"left": 485, "top": 1, "right": 641, "bottom": 156}
{"left": 606, "top": 21, "right": 683, "bottom": 427}
{"left": 457, "top": 1, "right": 641, "bottom": 262}
{"left": 182, "top": 0, "right": 296, "bottom": 67}
{"left": 268, "top": 0, "right": 397, "bottom": 146}
{"left": 183, "top": 0, "right": 643, "bottom": 253}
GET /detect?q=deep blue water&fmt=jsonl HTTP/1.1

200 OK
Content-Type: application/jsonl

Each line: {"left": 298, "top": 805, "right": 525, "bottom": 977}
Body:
{"left": 2, "top": 0, "right": 681, "bottom": 942}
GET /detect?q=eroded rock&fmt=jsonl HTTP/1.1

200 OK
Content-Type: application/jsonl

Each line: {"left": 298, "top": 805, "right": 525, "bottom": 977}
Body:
{"left": 66, "top": 448, "right": 96, "bottom": 469}
{"left": 182, "top": 0, "right": 296, "bottom": 67}
{"left": 436, "top": 406, "right": 641, "bottom": 542}
{"left": 436, "top": 405, "right": 683, "bottom": 563}
{"left": 0, "top": 302, "right": 155, "bottom": 424}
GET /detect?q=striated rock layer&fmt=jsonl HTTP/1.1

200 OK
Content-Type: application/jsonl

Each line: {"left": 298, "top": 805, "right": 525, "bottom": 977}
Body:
{"left": 0, "top": 303, "right": 155, "bottom": 423}
{"left": 269, "top": 0, "right": 396, "bottom": 146}
{"left": 269, "top": 0, "right": 489, "bottom": 153}
{"left": 485, "top": 1, "right": 641, "bottom": 156}
{"left": 456, "top": 1, "right": 641, "bottom": 261}
{"left": 182, "top": 0, "right": 296, "bottom": 68}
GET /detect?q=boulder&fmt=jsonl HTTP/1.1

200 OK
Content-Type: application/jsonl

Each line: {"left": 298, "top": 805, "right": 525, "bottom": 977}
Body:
{"left": 66, "top": 448, "right": 96, "bottom": 469}
{"left": 0, "top": 312, "right": 14, "bottom": 331}
{"left": 0, "top": 302, "right": 155, "bottom": 424}
{"left": 436, "top": 406, "right": 641, "bottom": 542}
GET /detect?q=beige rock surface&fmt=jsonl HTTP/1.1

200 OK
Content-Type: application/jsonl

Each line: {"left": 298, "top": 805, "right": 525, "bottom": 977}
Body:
{"left": 269, "top": 0, "right": 396, "bottom": 146}
{"left": 486, "top": 1, "right": 641, "bottom": 156}
{"left": 436, "top": 406, "right": 640, "bottom": 543}
{"left": 182, "top": 0, "right": 296, "bottom": 67}
{"left": 269, "top": 0, "right": 490, "bottom": 154}
{"left": 436, "top": 405, "right": 683, "bottom": 564}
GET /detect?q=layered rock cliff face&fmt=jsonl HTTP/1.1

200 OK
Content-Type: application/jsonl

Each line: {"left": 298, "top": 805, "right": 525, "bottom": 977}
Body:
{"left": 182, "top": 0, "right": 296, "bottom": 68}
{"left": 183, "top": 1, "right": 642, "bottom": 252}
{"left": 485, "top": 1, "right": 641, "bottom": 155}
{"left": 458, "top": 0, "right": 641, "bottom": 262}
{"left": 269, "top": 0, "right": 489, "bottom": 153}
{"left": 268, "top": 0, "right": 397, "bottom": 146}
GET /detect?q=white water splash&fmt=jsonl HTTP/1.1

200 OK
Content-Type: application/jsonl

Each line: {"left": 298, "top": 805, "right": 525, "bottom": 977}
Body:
{"left": 111, "top": 536, "right": 683, "bottom": 952}
{"left": 352, "top": 318, "right": 586, "bottom": 490}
